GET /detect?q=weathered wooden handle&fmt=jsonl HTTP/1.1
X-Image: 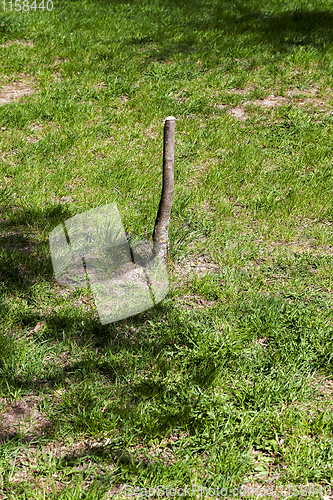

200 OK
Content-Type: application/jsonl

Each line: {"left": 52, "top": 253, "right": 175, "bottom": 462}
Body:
{"left": 152, "top": 116, "right": 175, "bottom": 260}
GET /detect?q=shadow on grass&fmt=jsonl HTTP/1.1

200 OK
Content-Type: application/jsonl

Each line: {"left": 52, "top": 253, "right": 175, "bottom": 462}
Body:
{"left": 93, "top": 0, "right": 333, "bottom": 58}
{"left": 0, "top": 203, "right": 73, "bottom": 295}
{"left": 0, "top": 200, "right": 173, "bottom": 367}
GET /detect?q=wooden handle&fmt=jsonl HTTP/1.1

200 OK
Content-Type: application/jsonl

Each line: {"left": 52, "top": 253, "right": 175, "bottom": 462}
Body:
{"left": 152, "top": 116, "right": 175, "bottom": 260}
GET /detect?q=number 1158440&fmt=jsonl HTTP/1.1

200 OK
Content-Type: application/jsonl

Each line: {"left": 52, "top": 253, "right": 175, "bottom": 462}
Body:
{"left": 2, "top": 0, "right": 53, "bottom": 10}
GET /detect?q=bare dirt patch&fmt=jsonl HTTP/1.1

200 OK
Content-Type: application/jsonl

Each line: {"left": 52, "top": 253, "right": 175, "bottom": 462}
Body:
{"left": 5, "top": 438, "right": 96, "bottom": 494}
{"left": 25, "top": 136, "right": 39, "bottom": 144}
{"left": 244, "top": 95, "right": 288, "bottom": 108}
{"left": 0, "top": 396, "right": 52, "bottom": 443}
{"left": 220, "top": 87, "right": 332, "bottom": 120}
{"left": 0, "top": 75, "right": 36, "bottom": 106}
{"left": 25, "top": 122, "right": 44, "bottom": 143}
{"left": 244, "top": 93, "right": 329, "bottom": 110}
{"left": 29, "top": 122, "right": 43, "bottom": 132}
{"left": 318, "top": 378, "right": 333, "bottom": 397}
{"left": 229, "top": 106, "right": 247, "bottom": 120}
{"left": 175, "top": 293, "right": 217, "bottom": 310}
{"left": 170, "top": 254, "right": 222, "bottom": 298}
{"left": 0, "top": 39, "right": 33, "bottom": 48}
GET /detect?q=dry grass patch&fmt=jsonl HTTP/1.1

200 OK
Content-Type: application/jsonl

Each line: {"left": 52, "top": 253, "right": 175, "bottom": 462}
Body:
{"left": 0, "top": 39, "right": 33, "bottom": 48}
{"left": 0, "top": 75, "right": 36, "bottom": 106}
{"left": 219, "top": 86, "right": 333, "bottom": 120}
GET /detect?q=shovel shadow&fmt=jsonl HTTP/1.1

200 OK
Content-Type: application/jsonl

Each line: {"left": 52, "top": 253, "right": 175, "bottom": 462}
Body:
{"left": 49, "top": 203, "right": 169, "bottom": 325}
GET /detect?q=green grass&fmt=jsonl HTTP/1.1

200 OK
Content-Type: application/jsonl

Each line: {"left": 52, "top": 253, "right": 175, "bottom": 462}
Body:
{"left": 1, "top": 0, "right": 333, "bottom": 497}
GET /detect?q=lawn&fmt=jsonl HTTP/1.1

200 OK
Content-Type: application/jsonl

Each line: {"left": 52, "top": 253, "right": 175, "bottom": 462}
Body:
{"left": 1, "top": 0, "right": 333, "bottom": 498}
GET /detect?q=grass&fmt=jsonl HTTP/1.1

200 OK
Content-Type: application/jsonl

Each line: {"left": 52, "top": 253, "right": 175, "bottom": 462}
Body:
{"left": 1, "top": 0, "right": 333, "bottom": 497}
